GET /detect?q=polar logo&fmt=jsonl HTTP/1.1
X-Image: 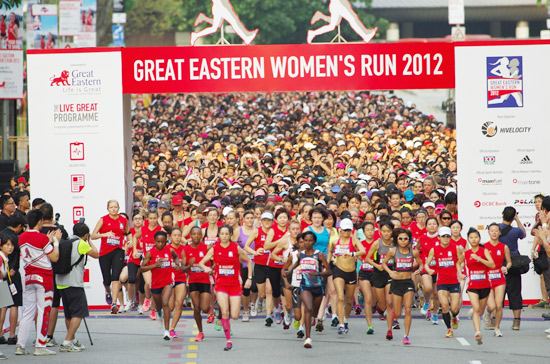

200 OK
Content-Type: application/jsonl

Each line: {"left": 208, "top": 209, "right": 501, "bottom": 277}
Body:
{"left": 50, "top": 71, "right": 70, "bottom": 86}
{"left": 474, "top": 201, "right": 481, "bottom": 208}
{"left": 478, "top": 178, "right": 482, "bottom": 182}
{"left": 513, "top": 179, "right": 517, "bottom": 184}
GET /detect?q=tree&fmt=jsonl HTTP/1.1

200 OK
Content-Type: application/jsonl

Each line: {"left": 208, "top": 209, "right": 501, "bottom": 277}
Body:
{"left": 125, "top": 0, "right": 388, "bottom": 45}
{"left": 0, "top": 0, "right": 22, "bottom": 10}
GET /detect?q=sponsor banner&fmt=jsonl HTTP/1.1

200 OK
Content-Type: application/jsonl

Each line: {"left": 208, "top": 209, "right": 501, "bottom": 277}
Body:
{"left": 79, "top": 0, "right": 97, "bottom": 47}
{"left": 0, "top": 4, "right": 23, "bottom": 49}
{"left": 456, "top": 43, "right": 550, "bottom": 301}
{"left": 0, "top": 50, "right": 23, "bottom": 98}
{"left": 59, "top": 0, "right": 81, "bottom": 36}
{"left": 27, "top": 49, "right": 131, "bottom": 305}
{"left": 122, "top": 42, "right": 455, "bottom": 93}
{"left": 30, "top": 4, "right": 58, "bottom": 49}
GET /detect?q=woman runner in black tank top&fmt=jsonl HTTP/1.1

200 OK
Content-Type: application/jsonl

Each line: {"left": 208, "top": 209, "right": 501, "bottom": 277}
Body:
{"left": 382, "top": 228, "right": 422, "bottom": 344}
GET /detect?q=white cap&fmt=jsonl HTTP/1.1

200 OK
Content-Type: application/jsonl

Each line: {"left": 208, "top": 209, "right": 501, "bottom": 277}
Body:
{"left": 261, "top": 212, "right": 274, "bottom": 220}
{"left": 337, "top": 140, "right": 346, "bottom": 146}
{"left": 422, "top": 201, "right": 435, "bottom": 209}
{"left": 439, "top": 226, "right": 452, "bottom": 237}
{"left": 358, "top": 188, "right": 368, "bottom": 194}
{"left": 315, "top": 200, "right": 326, "bottom": 206}
{"left": 313, "top": 186, "right": 323, "bottom": 192}
{"left": 340, "top": 219, "right": 354, "bottom": 231}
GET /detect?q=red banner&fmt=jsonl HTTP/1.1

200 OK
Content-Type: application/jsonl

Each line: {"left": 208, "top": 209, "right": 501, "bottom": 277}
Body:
{"left": 122, "top": 43, "right": 455, "bottom": 94}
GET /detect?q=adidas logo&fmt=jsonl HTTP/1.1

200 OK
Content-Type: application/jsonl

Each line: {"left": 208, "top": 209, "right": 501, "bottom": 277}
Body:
{"left": 520, "top": 155, "right": 532, "bottom": 165}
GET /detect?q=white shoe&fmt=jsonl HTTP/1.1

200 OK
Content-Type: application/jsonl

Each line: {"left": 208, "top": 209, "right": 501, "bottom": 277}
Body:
{"left": 250, "top": 303, "right": 257, "bottom": 317}
{"left": 494, "top": 329, "right": 503, "bottom": 337}
{"left": 467, "top": 308, "right": 473, "bottom": 318}
{"left": 256, "top": 299, "right": 263, "bottom": 313}
{"left": 157, "top": 311, "right": 163, "bottom": 329}
{"left": 544, "top": 328, "right": 550, "bottom": 334}
{"left": 304, "top": 338, "right": 312, "bottom": 348}
{"left": 33, "top": 347, "right": 56, "bottom": 356}
{"left": 242, "top": 311, "right": 250, "bottom": 322}
{"left": 137, "top": 305, "right": 143, "bottom": 315}
{"left": 124, "top": 300, "right": 133, "bottom": 313}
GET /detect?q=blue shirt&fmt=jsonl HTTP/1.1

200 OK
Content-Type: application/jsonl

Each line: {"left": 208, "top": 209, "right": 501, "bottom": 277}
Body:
{"left": 498, "top": 223, "right": 525, "bottom": 254}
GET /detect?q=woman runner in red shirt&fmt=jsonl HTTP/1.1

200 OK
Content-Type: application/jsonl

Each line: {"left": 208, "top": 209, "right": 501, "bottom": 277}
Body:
{"left": 140, "top": 231, "right": 183, "bottom": 341}
{"left": 168, "top": 228, "right": 189, "bottom": 338}
{"left": 464, "top": 228, "right": 495, "bottom": 344}
{"left": 199, "top": 225, "right": 252, "bottom": 351}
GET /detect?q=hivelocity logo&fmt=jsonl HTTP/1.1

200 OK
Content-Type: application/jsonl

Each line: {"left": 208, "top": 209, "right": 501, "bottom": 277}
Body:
{"left": 50, "top": 71, "right": 70, "bottom": 86}
{"left": 483, "top": 156, "right": 496, "bottom": 165}
{"left": 520, "top": 155, "right": 532, "bottom": 164}
{"left": 481, "top": 122, "right": 497, "bottom": 137}
{"left": 474, "top": 200, "right": 507, "bottom": 208}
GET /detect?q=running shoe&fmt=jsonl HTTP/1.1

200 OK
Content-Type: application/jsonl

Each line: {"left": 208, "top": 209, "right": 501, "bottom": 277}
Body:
{"left": 250, "top": 303, "right": 257, "bottom": 317}
{"left": 163, "top": 330, "right": 171, "bottom": 341}
{"left": 386, "top": 330, "right": 393, "bottom": 340}
{"left": 0, "top": 336, "right": 5, "bottom": 344}
{"left": 143, "top": 298, "right": 151, "bottom": 312}
{"left": 331, "top": 316, "right": 339, "bottom": 327}
{"left": 242, "top": 312, "right": 250, "bottom": 322}
{"left": 157, "top": 311, "right": 163, "bottom": 328}
{"left": 265, "top": 315, "right": 273, "bottom": 327}
{"left": 426, "top": 311, "right": 432, "bottom": 321}
{"left": 256, "top": 299, "right": 263, "bottom": 313}
{"left": 315, "top": 320, "right": 324, "bottom": 332}
{"left": 403, "top": 335, "right": 411, "bottom": 345}
{"left": 215, "top": 319, "right": 222, "bottom": 331}
{"left": 376, "top": 305, "right": 385, "bottom": 316}
{"left": 45, "top": 338, "right": 58, "bottom": 347}
{"left": 344, "top": 322, "right": 349, "bottom": 334}
{"left": 366, "top": 325, "right": 374, "bottom": 335}
{"left": 452, "top": 317, "right": 459, "bottom": 330}
{"left": 60, "top": 342, "right": 82, "bottom": 352}
{"left": 137, "top": 305, "right": 143, "bottom": 315}
{"left": 275, "top": 311, "right": 282, "bottom": 324}
{"left": 0, "top": 353, "right": 7, "bottom": 360}
{"left": 420, "top": 302, "right": 429, "bottom": 316}
{"left": 149, "top": 310, "right": 156, "bottom": 320}
{"left": 194, "top": 332, "right": 205, "bottom": 342}
{"left": 337, "top": 325, "right": 345, "bottom": 335}
{"left": 474, "top": 331, "right": 483, "bottom": 345}
{"left": 542, "top": 312, "right": 550, "bottom": 319}
{"left": 293, "top": 319, "right": 300, "bottom": 330}
{"left": 6, "top": 336, "right": 16, "bottom": 346}
{"left": 531, "top": 300, "right": 549, "bottom": 309}
{"left": 467, "top": 308, "right": 474, "bottom": 318}
{"left": 392, "top": 320, "right": 400, "bottom": 330}
{"left": 169, "top": 329, "right": 178, "bottom": 338}
{"left": 297, "top": 329, "right": 305, "bottom": 338}
{"left": 124, "top": 300, "right": 133, "bottom": 313}
{"left": 354, "top": 304, "right": 362, "bottom": 315}
{"left": 431, "top": 314, "right": 438, "bottom": 325}
{"left": 328, "top": 304, "right": 332, "bottom": 315}
{"left": 303, "top": 338, "right": 312, "bottom": 349}
{"left": 512, "top": 318, "right": 520, "bottom": 331}
{"left": 14, "top": 345, "right": 29, "bottom": 355}
{"left": 437, "top": 308, "right": 442, "bottom": 315}
{"left": 73, "top": 340, "right": 86, "bottom": 350}
{"left": 445, "top": 329, "right": 454, "bottom": 338}
{"left": 283, "top": 323, "right": 290, "bottom": 330}
{"left": 485, "top": 317, "right": 496, "bottom": 330}
{"left": 545, "top": 328, "right": 550, "bottom": 334}
{"left": 284, "top": 313, "right": 291, "bottom": 327}
{"left": 207, "top": 314, "right": 215, "bottom": 324}
{"left": 494, "top": 329, "right": 503, "bottom": 337}
{"left": 105, "top": 293, "right": 113, "bottom": 305}
{"left": 33, "top": 347, "right": 56, "bottom": 356}
{"left": 224, "top": 341, "right": 233, "bottom": 351}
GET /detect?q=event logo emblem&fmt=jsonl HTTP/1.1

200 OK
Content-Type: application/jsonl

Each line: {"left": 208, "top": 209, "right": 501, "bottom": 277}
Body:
{"left": 520, "top": 155, "right": 532, "bottom": 165}
{"left": 71, "top": 174, "right": 85, "bottom": 193}
{"left": 50, "top": 71, "right": 70, "bottom": 86}
{"left": 191, "top": 0, "right": 259, "bottom": 46}
{"left": 307, "top": 0, "right": 377, "bottom": 44}
{"left": 514, "top": 199, "right": 534, "bottom": 206}
{"left": 73, "top": 206, "right": 85, "bottom": 224}
{"left": 483, "top": 156, "right": 495, "bottom": 165}
{"left": 487, "top": 56, "right": 523, "bottom": 108}
{"left": 481, "top": 122, "right": 497, "bottom": 137}
{"left": 474, "top": 200, "right": 506, "bottom": 208}
{"left": 70, "top": 142, "right": 85, "bottom": 160}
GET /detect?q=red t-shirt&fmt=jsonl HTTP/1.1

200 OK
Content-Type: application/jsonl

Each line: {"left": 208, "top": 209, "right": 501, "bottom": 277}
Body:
{"left": 300, "top": 220, "right": 311, "bottom": 231}
{"left": 128, "top": 227, "right": 142, "bottom": 266}
{"left": 140, "top": 222, "right": 162, "bottom": 253}
{"left": 19, "top": 230, "right": 54, "bottom": 291}
{"left": 184, "top": 243, "right": 211, "bottom": 284}
{"left": 214, "top": 242, "right": 241, "bottom": 286}
{"left": 99, "top": 214, "right": 128, "bottom": 256}
{"left": 360, "top": 240, "right": 374, "bottom": 271}
{"left": 417, "top": 234, "right": 439, "bottom": 272}
{"left": 170, "top": 244, "right": 187, "bottom": 283}
{"left": 465, "top": 248, "right": 490, "bottom": 290}
{"left": 254, "top": 227, "right": 269, "bottom": 266}
{"left": 433, "top": 244, "right": 459, "bottom": 285}
{"left": 410, "top": 222, "right": 427, "bottom": 241}
{"left": 150, "top": 245, "right": 174, "bottom": 289}
{"left": 484, "top": 241, "right": 506, "bottom": 288}
{"left": 268, "top": 224, "right": 288, "bottom": 268}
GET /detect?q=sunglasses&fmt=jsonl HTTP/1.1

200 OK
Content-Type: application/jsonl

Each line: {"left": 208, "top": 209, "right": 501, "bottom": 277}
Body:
{"left": 441, "top": 217, "right": 451, "bottom": 220}
{"left": 397, "top": 236, "right": 409, "bottom": 241}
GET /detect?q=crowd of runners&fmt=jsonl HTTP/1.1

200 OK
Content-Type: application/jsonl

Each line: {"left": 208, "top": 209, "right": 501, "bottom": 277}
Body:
{"left": 1, "top": 91, "right": 550, "bottom": 358}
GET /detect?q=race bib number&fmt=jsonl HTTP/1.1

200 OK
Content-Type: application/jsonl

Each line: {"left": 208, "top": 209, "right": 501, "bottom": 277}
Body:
{"left": 107, "top": 236, "right": 120, "bottom": 246}
{"left": 395, "top": 258, "right": 412, "bottom": 270}
{"left": 301, "top": 258, "right": 318, "bottom": 272}
{"left": 219, "top": 265, "right": 235, "bottom": 276}
{"left": 488, "top": 270, "right": 502, "bottom": 280}
{"left": 438, "top": 257, "right": 454, "bottom": 268}
{"left": 362, "top": 262, "right": 373, "bottom": 270}
{"left": 191, "top": 265, "right": 203, "bottom": 273}
{"left": 470, "top": 271, "right": 486, "bottom": 281}
{"left": 248, "top": 254, "right": 255, "bottom": 261}
{"left": 158, "top": 258, "right": 170, "bottom": 268}
{"left": 295, "top": 268, "right": 302, "bottom": 281}
{"left": 335, "top": 247, "right": 349, "bottom": 256}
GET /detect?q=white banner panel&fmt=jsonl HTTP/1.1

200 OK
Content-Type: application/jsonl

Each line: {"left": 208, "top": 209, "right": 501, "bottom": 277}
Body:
{"left": 28, "top": 49, "right": 131, "bottom": 306}
{"left": 0, "top": 50, "right": 23, "bottom": 98}
{"left": 456, "top": 43, "right": 550, "bottom": 301}
{"left": 59, "top": 0, "right": 81, "bottom": 36}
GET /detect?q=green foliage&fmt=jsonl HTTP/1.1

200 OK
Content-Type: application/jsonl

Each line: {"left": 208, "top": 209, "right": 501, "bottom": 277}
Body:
{"left": 0, "top": 0, "right": 23, "bottom": 10}
{"left": 537, "top": 0, "right": 549, "bottom": 6}
{"left": 126, "top": 0, "right": 387, "bottom": 44}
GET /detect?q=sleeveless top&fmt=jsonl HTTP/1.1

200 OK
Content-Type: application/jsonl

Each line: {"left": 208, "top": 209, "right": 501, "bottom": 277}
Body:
{"left": 268, "top": 224, "right": 288, "bottom": 268}
{"left": 299, "top": 250, "right": 323, "bottom": 288}
{"left": 375, "top": 240, "right": 394, "bottom": 268}
{"left": 99, "top": 214, "right": 127, "bottom": 256}
{"left": 360, "top": 240, "right": 375, "bottom": 272}
{"left": 170, "top": 244, "right": 187, "bottom": 283}
{"left": 184, "top": 243, "right": 211, "bottom": 284}
{"left": 393, "top": 247, "right": 414, "bottom": 272}
{"left": 433, "top": 244, "right": 459, "bottom": 285}
{"left": 238, "top": 226, "right": 253, "bottom": 267}
{"left": 333, "top": 237, "right": 357, "bottom": 257}
{"left": 150, "top": 245, "right": 174, "bottom": 289}
{"left": 213, "top": 242, "right": 241, "bottom": 286}
{"left": 464, "top": 248, "right": 490, "bottom": 290}
{"left": 484, "top": 241, "right": 506, "bottom": 286}
{"left": 254, "top": 227, "right": 270, "bottom": 266}
{"left": 308, "top": 226, "right": 330, "bottom": 255}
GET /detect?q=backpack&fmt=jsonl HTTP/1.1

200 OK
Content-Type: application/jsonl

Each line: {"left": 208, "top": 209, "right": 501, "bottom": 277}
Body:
{"left": 52, "top": 237, "right": 84, "bottom": 275}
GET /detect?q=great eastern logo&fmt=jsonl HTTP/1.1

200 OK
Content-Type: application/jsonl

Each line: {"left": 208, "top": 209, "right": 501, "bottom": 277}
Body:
{"left": 50, "top": 71, "right": 70, "bottom": 86}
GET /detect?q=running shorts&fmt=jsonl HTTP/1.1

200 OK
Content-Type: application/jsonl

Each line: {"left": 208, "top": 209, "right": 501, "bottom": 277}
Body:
{"left": 267, "top": 266, "right": 282, "bottom": 298}
{"left": 189, "top": 283, "right": 211, "bottom": 294}
{"left": 436, "top": 283, "right": 461, "bottom": 293}
{"left": 99, "top": 248, "right": 125, "bottom": 286}
{"left": 370, "top": 270, "right": 391, "bottom": 289}
{"left": 151, "top": 285, "right": 173, "bottom": 295}
{"left": 254, "top": 263, "right": 268, "bottom": 284}
{"left": 300, "top": 285, "right": 324, "bottom": 298}
{"left": 216, "top": 283, "right": 242, "bottom": 297}
{"left": 467, "top": 287, "right": 491, "bottom": 300}
{"left": 358, "top": 270, "right": 373, "bottom": 282}
{"left": 291, "top": 286, "right": 302, "bottom": 308}
{"left": 332, "top": 265, "right": 357, "bottom": 285}
{"left": 390, "top": 279, "right": 415, "bottom": 297}
{"left": 59, "top": 287, "right": 89, "bottom": 319}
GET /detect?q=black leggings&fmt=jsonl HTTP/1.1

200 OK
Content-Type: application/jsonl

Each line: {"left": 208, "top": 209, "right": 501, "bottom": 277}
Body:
{"left": 99, "top": 248, "right": 125, "bottom": 287}
{"left": 267, "top": 266, "right": 282, "bottom": 298}
{"left": 241, "top": 264, "right": 257, "bottom": 296}
{"left": 127, "top": 262, "right": 140, "bottom": 284}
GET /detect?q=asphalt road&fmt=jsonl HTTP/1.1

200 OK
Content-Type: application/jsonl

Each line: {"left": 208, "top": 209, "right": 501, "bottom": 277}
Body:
{"left": 1, "top": 307, "right": 549, "bottom": 364}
